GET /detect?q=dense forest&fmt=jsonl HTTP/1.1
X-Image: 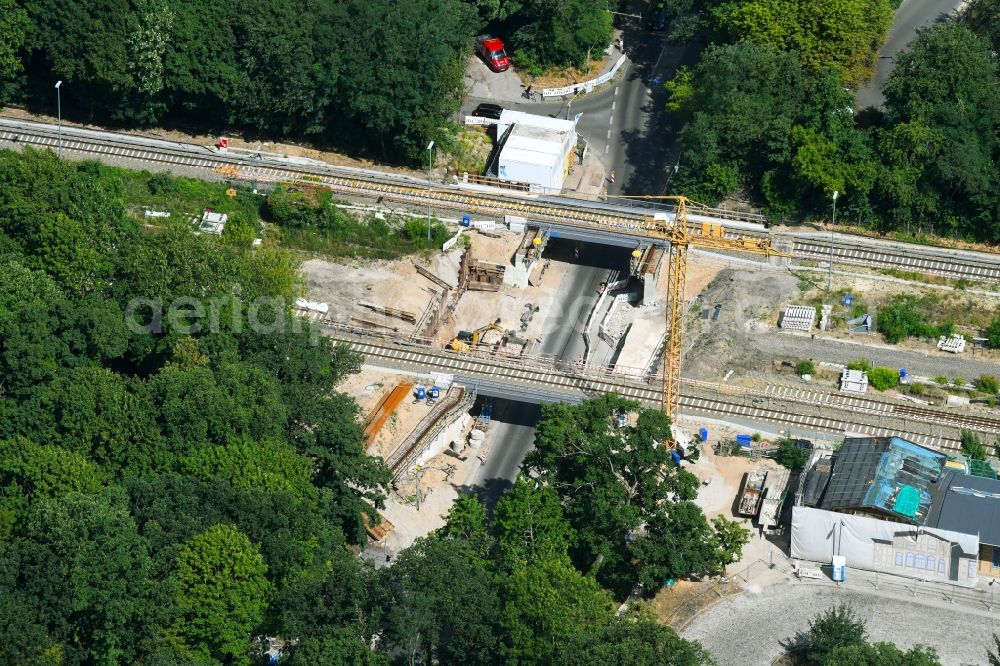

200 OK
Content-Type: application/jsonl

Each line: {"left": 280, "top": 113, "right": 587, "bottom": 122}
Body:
{"left": 0, "top": 0, "right": 613, "bottom": 161}
{"left": 666, "top": 0, "right": 1000, "bottom": 241}
{"left": 0, "top": 148, "right": 742, "bottom": 663}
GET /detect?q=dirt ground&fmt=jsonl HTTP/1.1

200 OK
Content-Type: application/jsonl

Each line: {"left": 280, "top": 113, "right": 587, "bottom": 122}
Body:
{"left": 375, "top": 426, "right": 482, "bottom": 557}
{"left": 650, "top": 420, "right": 789, "bottom": 628}
{"left": 811, "top": 270, "right": 1000, "bottom": 349}
{"left": 302, "top": 247, "right": 462, "bottom": 335}
{"left": 334, "top": 368, "right": 434, "bottom": 460}
{"left": 683, "top": 268, "right": 800, "bottom": 381}
{"left": 301, "top": 226, "right": 571, "bottom": 350}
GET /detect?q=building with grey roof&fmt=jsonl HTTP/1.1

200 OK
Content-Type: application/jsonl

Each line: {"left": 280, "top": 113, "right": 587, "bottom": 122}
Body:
{"left": 793, "top": 435, "right": 1000, "bottom": 584}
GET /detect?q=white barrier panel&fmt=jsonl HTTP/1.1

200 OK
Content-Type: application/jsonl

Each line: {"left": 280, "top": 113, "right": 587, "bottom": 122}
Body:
{"left": 464, "top": 116, "right": 498, "bottom": 126}
{"left": 541, "top": 55, "right": 627, "bottom": 98}
{"left": 473, "top": 220, "right": 497, "bottom": 231}
{"left": 443, "top": 231, "right": 462, "bottom": 251}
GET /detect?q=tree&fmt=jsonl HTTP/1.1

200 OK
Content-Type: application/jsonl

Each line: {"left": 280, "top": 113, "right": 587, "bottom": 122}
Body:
{"left": 776, "top": 438, "right": 807, "bottom": 470}
{"left": 1, "top": 490, "right": 154, "bottom": 663}
{"left": 171, "top": 524, "right": 272, "bottom": 664}
{"left": 376, "top": 534, "right": 501, "bottom": 666}
{"left": 631, "top": 502, "right": 747, "bottom": 588}
{"left": 960, "top": 429, "right": 988, "bottom": 461}
{"left": 807, "top": 604, "right": 867, "bottom": 665}
{"left": 0, "top": 0, "right": 29, "bottom": 104}
{"left": 500, "top": 557, "right": 613, "bottom": 664}
{"left": 509, "top": 0, "right": 612, "bottom": 70}
{"left": 963, "top": 0, "right": 1000, "bottom": 53}
{"left": 493, "top": 478, "right": 575, "bottom": 569}
{"left": 880, "top": 25, "right": 1000, "bottom": 242}
{"left": 180, "top": 438, "right": 319, "bottom": 504}
{"left": 556, "top": 606, "right": 715, "bottom": 666}
{"left": 707, "top": 0, "right": 892, "bottom": 85}
{"left": 987, "top": 314, "right": 1000, "bottom": 349}
{"left": 438, "top": 493, "right": 493, "bottom": 559}
{"left": 825, "top": 641, "right": 941, "bottom": 666}
{"left": 0, "top": 438, "right": 104, "bottom": 502}
{"left": 284, "top": 630, "right": 390, "bottom": 666}
{"left": 527, "top": 394, "right": 700, "bottom": 592}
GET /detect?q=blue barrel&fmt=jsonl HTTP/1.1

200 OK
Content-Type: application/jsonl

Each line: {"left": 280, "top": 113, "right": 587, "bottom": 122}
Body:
{"left": 699, "top": 427, "right": 708, "bottom": 442}
{"left": 416, "top": 386, "right": 426, "bottom": 400}
{"left": 900, "top": 368, "right": 907, "bottom": 380}
{"left": 461, "top": 215, "right": 472, "bottom": 227}
{"left": 430, "top": 386, "right": 441, "bottom": 399}
{"left": 671, "top": 449, "right": 682, "bottom": 464}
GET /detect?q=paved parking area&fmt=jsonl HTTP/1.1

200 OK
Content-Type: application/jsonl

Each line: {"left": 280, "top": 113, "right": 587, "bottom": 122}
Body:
{"left": 682, "top": 580, "right": 1000, "bottom": 665}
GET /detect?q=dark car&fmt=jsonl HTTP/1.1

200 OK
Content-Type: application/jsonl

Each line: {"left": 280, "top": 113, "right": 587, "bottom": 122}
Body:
{"left": 472, "top": 103, "right": 504, "bottom": 120}
{"left": 648, "top": 1, "right": 667, "bottom": 30}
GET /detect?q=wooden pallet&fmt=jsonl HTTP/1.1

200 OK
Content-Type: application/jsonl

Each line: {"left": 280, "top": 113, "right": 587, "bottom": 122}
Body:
{"left": 357, "top": 301, "right": 417, "bottom": 324}
{"left": 362, "top": 512, "right": 395, "bottom": 541}
{"left": 415, "top": 264, "right": 452, "bottom": 290}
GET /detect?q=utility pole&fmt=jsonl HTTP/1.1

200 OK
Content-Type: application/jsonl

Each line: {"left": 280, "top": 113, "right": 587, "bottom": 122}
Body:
{"left": 828, "top": 190, "right": 838, "bottom": 294}
{"left": 426, "top": 141, "right": 434, "bottom": 241}
{"left": 54, "top": 80, "right": 62, "bottom": 158}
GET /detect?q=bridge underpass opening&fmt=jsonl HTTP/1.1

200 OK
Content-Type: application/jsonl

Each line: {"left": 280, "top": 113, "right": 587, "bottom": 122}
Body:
{"left": 465, "top": 396, "right": 541, "bottom": 509}
{"left": 535, "top": 237, "right": 664, "bottom": 373}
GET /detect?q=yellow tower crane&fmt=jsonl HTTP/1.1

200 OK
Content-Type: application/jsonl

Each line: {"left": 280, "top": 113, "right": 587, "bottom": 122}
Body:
{"left": 638, "top": 196, "right": 788, "bottom": 422}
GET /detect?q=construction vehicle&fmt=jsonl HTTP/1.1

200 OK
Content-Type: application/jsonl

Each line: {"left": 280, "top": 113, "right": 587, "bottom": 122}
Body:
{"left": 449, "top": 319, "right": 506, "bottom": 352}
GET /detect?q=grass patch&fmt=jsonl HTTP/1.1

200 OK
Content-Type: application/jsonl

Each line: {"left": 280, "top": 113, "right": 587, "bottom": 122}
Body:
{"left": 114, "top": 166, "right": 264, "bottom": 221}
{"left": 267, "top": 185, "right": 452, "bottom": 260}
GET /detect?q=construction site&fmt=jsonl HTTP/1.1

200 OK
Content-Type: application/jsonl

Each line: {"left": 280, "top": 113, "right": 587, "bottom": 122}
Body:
{"left": 281, "top": 190, "right": 1000, "bottom": 557}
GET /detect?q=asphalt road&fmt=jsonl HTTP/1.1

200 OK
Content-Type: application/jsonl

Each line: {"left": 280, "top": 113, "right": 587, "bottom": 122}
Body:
{"left": 854, "top": 0, "right": 966, "bottom": 109}
{"left": 461, "top": 1, "right": 690, "bottom": 198}
{"left": 467, "top": 399, "right": 541, "bottom": 508}
{"left": 537, "top": 239, "right": 631, "bottom": 360}
{"left": 469, "top": 241, "right": 631, "bottom": 506}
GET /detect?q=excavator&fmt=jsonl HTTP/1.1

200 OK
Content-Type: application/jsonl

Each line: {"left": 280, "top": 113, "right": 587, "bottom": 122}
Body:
{"left": 449, "top": 319, "right": 506, "bottom": 352}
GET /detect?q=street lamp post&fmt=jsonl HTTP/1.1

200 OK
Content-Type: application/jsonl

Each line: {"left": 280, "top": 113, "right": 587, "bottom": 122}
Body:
{"left": 54, "top": 80, "right": 62, "bottom": 158}
{"left": 426, "top": 141, "right": 434, "bottom": 241}
{"left": 828, "top": 190, "right": 838, "bottom": 293}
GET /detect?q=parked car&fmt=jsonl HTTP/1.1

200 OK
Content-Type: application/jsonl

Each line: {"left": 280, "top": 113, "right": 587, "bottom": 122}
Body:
{"left": 472, "top": 103, "right": 504, "bottom": 120}
{"left": 475, "top": 35, "right": 511, "bottom": 72}
{"left": 648, "top": 1, "right": 667, "bottom": 30}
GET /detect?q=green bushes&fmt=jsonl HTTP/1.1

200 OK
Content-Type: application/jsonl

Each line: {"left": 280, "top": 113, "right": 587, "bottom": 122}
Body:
{"left": 877, "top": 295, "right": 954, "bottom": 343}
{"left": 847, "top": 359, "right": 899, "bottom": 391}
{"left": 776, "top": 439, "right": 807, "bottom": 471}
{"left": 976, "top": 374, "right": 1000, "bottom": 395}
{"left": 795, "top": 359, "right": 815, "bottom": 376}
{"left": 867, "top": 367, "right": 900, "bottom": 391}
{"left": 263, "top": 186, "right": 452, "bottom": 259}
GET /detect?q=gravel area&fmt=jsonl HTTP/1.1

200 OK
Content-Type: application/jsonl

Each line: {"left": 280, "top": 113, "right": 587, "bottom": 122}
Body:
{"left": 750, "top": 331, "right": 1000, "bottom": 381}
{"left": 683, "top": 581, "right": 1000, "bottom": 665}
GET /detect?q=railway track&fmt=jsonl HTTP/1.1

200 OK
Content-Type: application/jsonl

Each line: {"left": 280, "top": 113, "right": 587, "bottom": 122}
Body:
{"left": 2, "top": 117, "right": 999, "bottom": 282}
{"left": 336, "top": 334, "right": 983, "bottom": 451}
{"left": 792, "top": 237, "right": 1000, "bottom": 281}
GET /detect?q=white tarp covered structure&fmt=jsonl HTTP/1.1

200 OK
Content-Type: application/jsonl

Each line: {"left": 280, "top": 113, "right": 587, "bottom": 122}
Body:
{"left": 496, "top": 110, "right": 576, "bottom": 192}
{"left": 791, "top": 506, "right": 980, "bottom": 587}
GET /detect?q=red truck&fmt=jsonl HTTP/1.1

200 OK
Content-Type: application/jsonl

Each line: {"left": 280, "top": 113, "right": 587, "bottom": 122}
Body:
{"left": 475, "top": 35, "right": 510, "bottom": 72}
